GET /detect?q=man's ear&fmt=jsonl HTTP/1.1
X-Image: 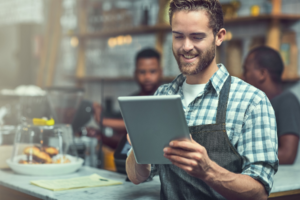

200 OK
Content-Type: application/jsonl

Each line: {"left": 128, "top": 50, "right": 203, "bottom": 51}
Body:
{"left": 215, "top": 28, "right": 226, "bottom": 46}
{"left": 258, "top": 68, "right": 268, "bottom": 83}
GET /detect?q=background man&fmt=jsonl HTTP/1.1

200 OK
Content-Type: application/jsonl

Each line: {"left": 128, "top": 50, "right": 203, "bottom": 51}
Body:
{"left": 94, "top": 48, "right": 162, "bottom": 148}
{"left": 243, "top": 46, "right": 300, "bottom": 164}
{"left": 126, "top": 0, "right": 278, "bottom": 199}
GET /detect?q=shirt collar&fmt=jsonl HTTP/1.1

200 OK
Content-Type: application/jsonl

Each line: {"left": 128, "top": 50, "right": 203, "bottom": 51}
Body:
{"left": 167, "top": 64, "right": 230, "bottom": 96}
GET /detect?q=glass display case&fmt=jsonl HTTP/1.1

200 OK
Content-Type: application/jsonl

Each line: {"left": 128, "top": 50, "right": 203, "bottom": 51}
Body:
{"left": 7, "top": 123, "right": 83, "bottom": 176}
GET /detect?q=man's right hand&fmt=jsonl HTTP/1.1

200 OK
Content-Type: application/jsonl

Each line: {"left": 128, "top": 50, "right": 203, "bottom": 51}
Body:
{"left": 125, "top": 133, "right": 151, "bottom": 184}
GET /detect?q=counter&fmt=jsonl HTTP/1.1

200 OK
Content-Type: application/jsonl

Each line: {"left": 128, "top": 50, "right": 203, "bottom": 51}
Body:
{"left": 0, "top": 165, "right": 300, "bottom": 200}
{"left": 0, "top": 166, "right": 160, "bottom": 200}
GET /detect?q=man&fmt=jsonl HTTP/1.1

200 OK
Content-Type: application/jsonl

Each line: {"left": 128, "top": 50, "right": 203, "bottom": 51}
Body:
{"left": 94, "top": 48, "right": 162, "bottom": 141}
{"left": 126, "top": 0, "right": 278, "bottom": 200}
{"left": 243, "top": 46, "right": 300, "bottom": 165}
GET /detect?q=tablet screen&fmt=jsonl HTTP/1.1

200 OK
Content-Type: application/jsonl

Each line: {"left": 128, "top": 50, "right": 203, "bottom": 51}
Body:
{"left": 118, "top": 95, "right": 190, "bottom": 164}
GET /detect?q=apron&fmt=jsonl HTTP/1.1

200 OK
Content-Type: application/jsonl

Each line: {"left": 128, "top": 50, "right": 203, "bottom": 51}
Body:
{"left": 156, "top": 76, "right": 243, "bottom": 200}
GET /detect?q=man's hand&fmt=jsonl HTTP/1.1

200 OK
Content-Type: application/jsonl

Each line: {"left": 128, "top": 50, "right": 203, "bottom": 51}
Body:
{"left": 126, "top": 133, "right": 151, "bottom": 184}
{"left": 92, "top": 102, "right": 102, "bottom": 124}
{"left": 126, "top": 133, "right": 132, "bottom": 145}
{"left": 163, "top": 135, "right": 212, "bottom": 180}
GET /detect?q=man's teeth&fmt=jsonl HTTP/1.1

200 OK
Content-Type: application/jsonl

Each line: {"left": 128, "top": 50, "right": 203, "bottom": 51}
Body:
{"left": 183, "top": 55, "right": 197, "bottom": 59}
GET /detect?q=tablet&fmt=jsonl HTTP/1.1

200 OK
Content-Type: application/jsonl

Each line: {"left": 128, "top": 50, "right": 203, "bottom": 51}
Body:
{"left": 118, "top": 95, "right": 190, "bottom": 164}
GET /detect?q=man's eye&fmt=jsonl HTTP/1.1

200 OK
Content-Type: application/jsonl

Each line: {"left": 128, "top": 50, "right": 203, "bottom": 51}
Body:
{"left": 175, "top": 36, "right": 183, "bottom": 39}
{"left": 194, "top": 37, "right": 203, "bottom": 40}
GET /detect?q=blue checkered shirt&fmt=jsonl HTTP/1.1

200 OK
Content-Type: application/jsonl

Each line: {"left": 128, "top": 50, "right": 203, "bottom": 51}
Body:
{"left": 154, "top": 64, "right": 278, "bottom": 194}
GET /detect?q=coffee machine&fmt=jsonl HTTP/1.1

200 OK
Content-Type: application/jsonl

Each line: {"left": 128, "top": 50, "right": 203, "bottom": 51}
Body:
{"left": 46, "top": 87, "right": 102, "bottom": 168}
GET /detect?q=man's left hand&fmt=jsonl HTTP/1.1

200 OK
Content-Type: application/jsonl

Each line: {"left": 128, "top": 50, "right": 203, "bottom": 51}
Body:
{"left": 163, "top": 135, "right": 212, "bottom": 180}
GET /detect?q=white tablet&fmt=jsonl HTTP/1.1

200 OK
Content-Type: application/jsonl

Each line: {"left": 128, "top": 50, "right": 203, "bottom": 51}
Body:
{"left": 118, "top": 95, "right": 190, "bottom": 164}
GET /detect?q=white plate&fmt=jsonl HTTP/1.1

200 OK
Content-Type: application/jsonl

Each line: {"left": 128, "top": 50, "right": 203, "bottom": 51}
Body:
{"left": 6, "top": 155, "right": 83, "bottom": 176}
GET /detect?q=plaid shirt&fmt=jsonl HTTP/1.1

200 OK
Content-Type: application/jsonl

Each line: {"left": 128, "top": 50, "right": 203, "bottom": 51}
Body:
{"left": 154, "top": 64, "right": 278, "bottom": 194}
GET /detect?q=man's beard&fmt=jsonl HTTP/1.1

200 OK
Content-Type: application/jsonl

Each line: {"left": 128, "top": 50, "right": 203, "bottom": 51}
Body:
{"left": 173, "top": 43, "right": 216, "bottom": 76}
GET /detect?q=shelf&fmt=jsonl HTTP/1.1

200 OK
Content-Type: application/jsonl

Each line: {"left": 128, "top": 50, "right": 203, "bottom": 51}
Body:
{"left": 72, "top": 76, "right": 176, "bottom": 83}
{"left": 67, "top": 14, "right": 300, "bottom": 39}
{"left": 224, "top": 14, "right": 300, "bottom": 24}
{"left": 68, "top": 24, "right": 171, "bottom": 39}
{"left": 282, "top": 76, "right": 300, "bottom": 83}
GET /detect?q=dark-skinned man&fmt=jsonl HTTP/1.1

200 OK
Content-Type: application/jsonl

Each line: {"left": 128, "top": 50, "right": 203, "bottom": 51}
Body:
{"left": 243, "top": 46, "right": 300, "bottom": 165}
{"left": 93, "top": 48, "right": 162, "bottom": 147}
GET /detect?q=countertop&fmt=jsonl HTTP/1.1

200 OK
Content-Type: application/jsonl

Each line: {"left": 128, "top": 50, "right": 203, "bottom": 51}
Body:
{"left": 271, "top": 164, "right": 300, "bottom": 193}
{"left": 0, "top": 166, "right": 160, "bottom": 200}
{"left": 0, "top": 164, "right": 300, "bottom": 200}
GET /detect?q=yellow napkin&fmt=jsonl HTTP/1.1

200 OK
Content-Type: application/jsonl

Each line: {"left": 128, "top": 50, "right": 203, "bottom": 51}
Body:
{"left": 31, "top": 174, "right": 123, "bottom": 191}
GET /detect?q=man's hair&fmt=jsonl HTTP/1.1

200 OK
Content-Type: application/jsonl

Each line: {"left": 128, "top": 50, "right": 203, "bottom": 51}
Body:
{"left": 248, "top": 46, "right": 284, "bottom": 83}
{"left": 169, "top": 0, "right": 224, "bottom": 36}
{"left": 135, "top": 48, "right": 161, "bottom": 66}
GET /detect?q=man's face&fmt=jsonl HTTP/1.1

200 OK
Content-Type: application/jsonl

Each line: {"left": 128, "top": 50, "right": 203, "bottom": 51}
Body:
{"left": 171, "top": 10, "right": 216, "bottom": 75}
{"left": 243, "top": 54, "right": 262, "bottom": 89}
{"left": 135, "top": 58, "right": 162, "bottom": 93}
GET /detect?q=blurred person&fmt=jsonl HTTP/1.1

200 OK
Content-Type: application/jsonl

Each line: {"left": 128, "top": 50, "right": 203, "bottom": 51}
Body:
{"left": 244, "top": 46, "right": 300, "bottom": 165}
{"left": 126, "top": 0, "right": 278, "bottom": 199}
{"left": 93, "top": 48, "right": 162, "bottom": 147}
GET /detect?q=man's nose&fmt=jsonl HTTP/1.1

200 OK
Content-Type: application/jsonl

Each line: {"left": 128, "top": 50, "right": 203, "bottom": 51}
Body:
{"left": 145, "top": 72, "right": 152, "bottom": 80}
{"left": 183, "top": 38, "right": 193, "bottom": 52}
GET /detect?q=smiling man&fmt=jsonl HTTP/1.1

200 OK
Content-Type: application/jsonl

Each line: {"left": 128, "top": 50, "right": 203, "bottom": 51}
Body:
{"left": 126, "top": 1, "right": 278, "bottom": 200}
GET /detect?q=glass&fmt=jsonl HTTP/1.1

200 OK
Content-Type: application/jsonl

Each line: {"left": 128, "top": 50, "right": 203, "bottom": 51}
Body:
{"left": 7, "top": 123, "right": 83, "bottom": 176}
{"left": 11, "top": 124, "right": 78, "bottom": 164}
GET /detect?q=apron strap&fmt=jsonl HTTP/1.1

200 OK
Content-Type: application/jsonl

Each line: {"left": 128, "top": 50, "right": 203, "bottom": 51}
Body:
{"left": 216, "top": 75, "right": 231, "bottom": 124}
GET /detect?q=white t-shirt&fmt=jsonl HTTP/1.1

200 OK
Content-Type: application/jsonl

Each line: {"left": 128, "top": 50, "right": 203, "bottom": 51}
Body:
{"left": 182, "top": 80, "right": 206, "bottom": 107}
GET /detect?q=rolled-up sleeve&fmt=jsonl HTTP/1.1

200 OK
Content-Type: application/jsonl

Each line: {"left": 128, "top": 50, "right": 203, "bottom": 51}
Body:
{"left": 238, "top": 95, "right": 278, "bottom": 195}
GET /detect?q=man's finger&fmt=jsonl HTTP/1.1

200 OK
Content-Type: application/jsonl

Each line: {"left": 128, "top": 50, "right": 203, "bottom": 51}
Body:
{"left": 164, "top": 153, "right": 198, "bottom": 167}
{"left": 126, "top": 133, "right": 132, "bottom": 146}
{"left": 164, "top": 147, "right": 201, "bottom": 160}
{"left": 170, "top": 140, "right": 203, "bottom": 152}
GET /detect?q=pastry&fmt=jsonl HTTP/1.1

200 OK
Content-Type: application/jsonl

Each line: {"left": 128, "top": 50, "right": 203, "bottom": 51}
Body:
{"left": 19, "top": 146, "right": 69, "bottom": 164}
{"left": 42, "top": 147, "right": 59, "bottom": 157}
{"left": 33, "top": 151, "right": 52, "bottom": 163}
{"left": 23, "top": 146, "right": 40, "bottom": 156}
{"left": 23, "top": 146, "right": 52, "bottom": 163}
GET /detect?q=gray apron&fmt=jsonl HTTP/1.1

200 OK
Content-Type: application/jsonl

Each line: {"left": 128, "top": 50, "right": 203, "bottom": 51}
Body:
{"left": 156, "top": 76, "right": 243, "bottom": 200}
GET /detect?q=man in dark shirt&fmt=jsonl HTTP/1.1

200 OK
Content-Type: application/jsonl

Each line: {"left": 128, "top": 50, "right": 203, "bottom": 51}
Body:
{"left": 94, "top": 48, "right": 162, "bottom": 132}
{"left": 243, "top": 46, "right": 300, "bottom": 164}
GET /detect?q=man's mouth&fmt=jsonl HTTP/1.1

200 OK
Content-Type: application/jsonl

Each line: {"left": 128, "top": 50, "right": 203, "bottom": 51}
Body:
{"left": 143, "top": 82, "right": 153, "bottom": 87}
{"left": 180, "top": 54, "right": 198, "bottom": 63}
{"left": 182, "top": 54, "right": 197, "bottom": 59}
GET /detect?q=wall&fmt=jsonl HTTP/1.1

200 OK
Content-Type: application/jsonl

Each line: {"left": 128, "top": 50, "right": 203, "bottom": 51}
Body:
{"left": 0, "top": 0, "right": 44, "bottom": 90}
{"left": 0, "top": 25, "right": 19, "bottom": 90}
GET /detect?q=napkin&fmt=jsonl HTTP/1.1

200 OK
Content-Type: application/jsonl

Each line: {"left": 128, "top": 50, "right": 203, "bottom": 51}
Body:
{"left": 31, "top": 174, "right": 123, "bottom": 191}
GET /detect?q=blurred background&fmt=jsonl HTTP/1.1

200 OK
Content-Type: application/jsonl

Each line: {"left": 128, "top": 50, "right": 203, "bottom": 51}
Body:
{"left": 1, "top": 0, "right": 300, "bottom": 172}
